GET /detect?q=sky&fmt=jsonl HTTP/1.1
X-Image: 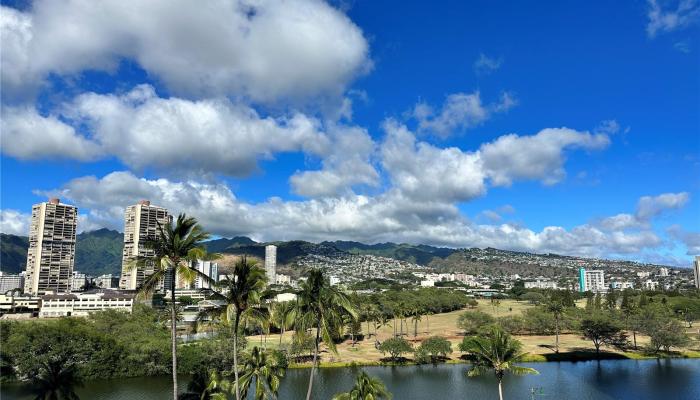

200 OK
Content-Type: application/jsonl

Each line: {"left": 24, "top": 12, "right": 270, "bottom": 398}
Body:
{"left": 0, "top": 0, "right": 699, "bottom": 266}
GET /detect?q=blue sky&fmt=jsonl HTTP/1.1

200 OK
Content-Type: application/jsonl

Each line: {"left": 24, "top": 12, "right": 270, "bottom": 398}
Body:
{"left": 1, "top": 0, "right": 698, "bottom": 265}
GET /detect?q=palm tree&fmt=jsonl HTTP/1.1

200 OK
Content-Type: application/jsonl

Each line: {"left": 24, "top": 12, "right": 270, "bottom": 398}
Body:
{"left": 462, "top": 327, "right": 538, "bottom": 400}
{"left": 545, "top": 301, "right": 564, "bottom": 353}
{"left": 332, "top": 371, "right": 392, "bottom": 400}
{"left": 410, "top": 307, "right": 422, "bottom": 338}
{"left": 294, "top": 269, "right": 357, "bottom": 400}
{"left": 208, "top": 255, "right": 267, "bottom": 400}
{"left": 131, "top": 213, "right": 214, "bottom": 400}
{"left": 272, "top": 301, "right": 296, "bottom": 345}
{"left": 32, "top": 361, "right": 82, "bottom": 400}
{"left": 359, "top": 303, "right": 378, "bottom": 340}
{"left": 178, "top": 369, "right": 231, "bottom": 400}
{"left": 239, "top": 346, "right": 286, "bottom": 400}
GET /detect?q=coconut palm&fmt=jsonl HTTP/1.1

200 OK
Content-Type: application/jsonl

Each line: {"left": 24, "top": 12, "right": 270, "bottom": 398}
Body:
{"left": 239, "top": 346, "right": 286, "bottom": 400}
{"left": 410, "top": 307, "right": 422, "bottom": 338}
{"left": 131, "top": 213, "right": 214, "bottom": 400}
{"left": 32, "top": 361, "right": 82, "bottom": 400}
{"left": 178, "top": 369, "right": 231, "bottom": 400}
{"left": 462, "top": 327, "right": 538, "bottom": 400}
{"left": 271, "top": 301, "right": 296, "bottom": 345}
{"left": 208, "top": 256, "right": 267, "bottom": 400}
{"left": 545, "top": 301, "right": 564, "bottom": 353}
{"left": 294, "top": 269, "right": 357, "bottom": 400}
{"left": 332, "top": 371, "right": 392, "bottom": 400}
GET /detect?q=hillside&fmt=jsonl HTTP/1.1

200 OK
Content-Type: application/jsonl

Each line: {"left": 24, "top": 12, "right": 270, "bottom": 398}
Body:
{"left": 1, "top": 229, "right": 124, "bottom": 276}
{"left": 326, "top": 240, "right": 456, "bottom": 265}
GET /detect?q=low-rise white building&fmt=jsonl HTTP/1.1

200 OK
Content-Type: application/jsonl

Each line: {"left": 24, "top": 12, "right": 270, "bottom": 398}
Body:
{"left": 71, "top": 272, "right": 88, "bottom": 292}
{"left": 643, "top": 280, "right": 659, "bottom": 291}
{"left": 524, "top": 280, "right": 559, "bottom": 289}
{"left": 420, "top": 280, "right": 435, "bottom": 287}
{"left": 40, "top": 290, "right": 134, "bottom": 318}
{"left": 0, "top": 294, "right": 40, "bottom": 314}
{"left": 610, "top": 281, "right": 634, "bottom": 290}
{"left": 95, "top": 274, "right": 119, "bottom": 289}
{"left": 275, "top": 274, "right": 292, "bottom": 285}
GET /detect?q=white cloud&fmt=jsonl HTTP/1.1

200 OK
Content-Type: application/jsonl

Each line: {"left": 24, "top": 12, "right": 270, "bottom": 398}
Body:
{"left": 480, "top": 128, "right": 610, "bottom": 186}
{"left": 33, "top": 170, "right": 668, "bottom": 258}
{"left": 635, "top": 192, "right": 689, "bottom": 220}
{"left": 0, "top": 209, "right": 30, "bottom": 235}
{"left": 0, "top": 106, "right": 102, "bottom": 160}
{"left": 412, "top": 91, "right": 517, "bottom": 138}
{"left": 473, "top": 53, "right": 502, "bottom": 75}
{"left": 0, "top": 6, "right": 38, "bottom": 101}
{"left": 646, "top": 0, "right": 700, "bottom": 38}
{"left": 2, "top": 0, "right": 371, "bottom": 103}
{"left": 667, "top": 225, "right": 700, "bottom": 254}
{"left": 381, "top": 120, "right": 486, "bottom": 203}
{"left": 290, "top": 125, "right": 379, "bottom": 197}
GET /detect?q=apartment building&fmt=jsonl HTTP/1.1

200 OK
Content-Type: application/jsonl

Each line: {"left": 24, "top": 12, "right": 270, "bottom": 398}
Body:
{"left": 578, "top": 268, "right": 606, "bottom": 293}
{"left": 119, "top": 200, "right": 171, "bottom": 290}
{"left": 0, "top": 272, "right": 25, "bottom": 293}
{"left": 265, "top": 245, "right": 277, "bottom": 284}
{"left": 24, "top": 199, "right": 78, "bottom": 295}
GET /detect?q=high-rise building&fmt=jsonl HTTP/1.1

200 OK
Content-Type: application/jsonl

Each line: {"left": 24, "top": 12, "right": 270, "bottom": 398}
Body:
{"left": 24, "top": 199, "right": 78, "bottom": 295}
{"left": 578, "top": 267, "right": 605, "bottom": 293}
{"left": 191, "top": 260, "right": 219, "bottom": 289}
{"left": 694, "top": 256, "right": 700, "bottom": 290}
{"left": 265, "top": 245, "right": 277, "bottom": 284}
{"left": 119, "top": 200, "right": 171, "bottom": 290}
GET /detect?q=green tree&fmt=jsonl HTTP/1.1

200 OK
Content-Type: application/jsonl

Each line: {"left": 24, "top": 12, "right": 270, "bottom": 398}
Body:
{"left": 579, "top": 313, "right": 627, "bottom": 355}
{"left": 415, "top": 336, "right": 452, "bottom": 364}
{"left": 332, "top": 371, "right": 392, "bottom": 400}
{"left": 178, "top": 369, "right": 231, "bottom": 400}
{"left": 604, "top": 289, "right": 618, "bottom": 310}
{"left": 457, "top": 311, "right": 495, "bottom": 335}
{"left": 293, "top": 269, "right": 357, "bottom": 400}
{"left": 271, "top": 301, "right": 296, "bottom": 345}
{"left": 520, "top": 292, "right": 545, "bottom": 305}
{"left": 462, "top": 327, "right": 538, "bottom": 400}
{"left": 545, "top": 301, "right": 564, "bottom": 353}
{"left": 648, "top": 318, "right": 689, "bottom": 353}
{"left": 239, "top": 347, "right": 287, "bottom": 400}
{"left": 209, "top": 256, "right": 267, "bottom": 400}
{"left": 378, "top": 337, "right": 413, "bottom": 362}
{"left": 496, "top": 315, "right": 525, "bottom": 335}
{"left": 131, "top": 213, "right": 213, "bottom": 400}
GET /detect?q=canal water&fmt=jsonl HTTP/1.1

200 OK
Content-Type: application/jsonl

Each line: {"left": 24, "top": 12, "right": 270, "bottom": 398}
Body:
{"left": 2, "top": 359, "right": 699, "bottom": 399}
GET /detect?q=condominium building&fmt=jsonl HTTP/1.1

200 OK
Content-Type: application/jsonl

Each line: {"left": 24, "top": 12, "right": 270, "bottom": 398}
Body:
{"left": 265, "top": 245, "right": 277, "bottom": 284}
{"left": 24, "top": 199, "right": 78, "bottom": 295}
{"left": 578, "top": 268, "right": 605, "bottom": 293}
{"left": 119, "top": 200, "right": 171, "bottom": 290}
{"left": 95, "top": 274, "right": 119, "bottom": 289}
{"left": 693, "top": 256, "right": 700, "bottom": 289}
{"left": 0, "top": 272, "right": 25, "bottom": 293}
{"left": 524, "top": 280, "right": 559, "bottom": 289}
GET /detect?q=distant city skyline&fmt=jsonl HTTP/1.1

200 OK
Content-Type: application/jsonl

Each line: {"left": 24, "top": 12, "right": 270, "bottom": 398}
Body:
{"left": 1, "top": 1, "right": 698, "bottom": 267}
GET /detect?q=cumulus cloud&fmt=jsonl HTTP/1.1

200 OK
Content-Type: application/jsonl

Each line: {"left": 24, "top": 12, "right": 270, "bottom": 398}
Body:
{"left": 412, "top": 91, "right": 517, "bottom": 138}
{"left": 1, "top": 0, "right": 371, "bottom": 103}
{"left": 635, "top": 192, "right": 689, "bottom": 220}
{"left": 16, "top": 85, "right": 326, "bottom": 177}
{"left": 381, "top": 120, "right": 486, "bottom": 203}
{"left": 1, "top": 106, "right": 102, "bottom": 160}
{"left": 646, "top": 0, "right": 700, "bottom": 38}
{"left": 480, "top": 128, "right": 610, "bottom": 186}
{"left": 31, "top": 170, "right": 668, "bottom": 258}
{"left": 290, "top": 125, "right": 379, "bottom": 197}
{"left": 473, "top": 53, "right": 502, "bottom": 75}
{"left": 0, "top": 209, "right": 30, "bottom": 235}
{"left": 667, "top": 224, "right": 700, "bottom": 254}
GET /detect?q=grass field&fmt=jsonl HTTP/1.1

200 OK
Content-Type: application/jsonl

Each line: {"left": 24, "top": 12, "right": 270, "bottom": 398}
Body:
{"left": 241, "top": 299, "right": 700, "bottom": 366}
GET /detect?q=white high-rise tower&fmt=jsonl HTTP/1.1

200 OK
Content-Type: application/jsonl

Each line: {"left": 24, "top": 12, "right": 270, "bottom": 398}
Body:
{"left": 265, "top": 245, "right": 277, "bottom": 284}
{"left": 694, "top": 256, "right": 700, "bottom": 290}
{"left": 24, "top": 198, "right": 78, "bottom": 295}
{"left": 119, "top": 200, "right": 171, "bottom": 290}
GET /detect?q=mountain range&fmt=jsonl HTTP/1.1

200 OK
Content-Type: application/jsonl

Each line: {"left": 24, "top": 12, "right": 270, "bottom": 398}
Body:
{"left": 0, "top": 230, "right": 673, "bottom": 277}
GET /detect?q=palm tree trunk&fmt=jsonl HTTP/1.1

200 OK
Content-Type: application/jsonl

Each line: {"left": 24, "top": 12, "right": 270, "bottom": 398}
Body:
{"left": 426, "top": 315, "right": 430, "bottom": 335}
{"left": 633, "top": 331, "right": 637, "bottom": 350}
{"left": 306, "top": 320, "right": 321, "bottom": 400}
{"left": 170, "top": 268, "right": 178, "bottom": 400}
{"left": 498, "top": 379, "right": 504, "bottom": 400}
{"left": 555, "top": 316, "right": 560, "bottom": 354}
{"left": 233, "top": 312, "right": 242, "bottom": 400}
{"left": 280, "top": 326, "right": 285, "bottom": 345}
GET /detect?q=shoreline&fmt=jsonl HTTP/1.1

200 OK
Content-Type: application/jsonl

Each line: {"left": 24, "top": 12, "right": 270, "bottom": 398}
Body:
{"left": 286, "top": 350, "right": 700, "bottom": 369}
